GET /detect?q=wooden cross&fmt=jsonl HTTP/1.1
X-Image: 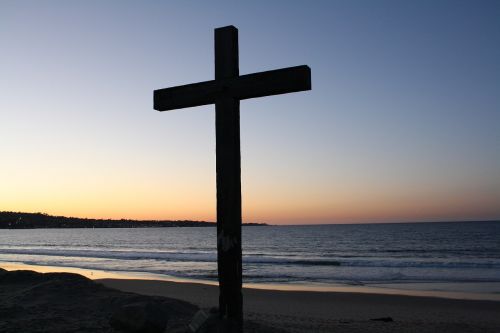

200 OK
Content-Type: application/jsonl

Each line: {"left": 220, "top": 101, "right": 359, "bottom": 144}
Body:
{"left": 154, "top": 25, "right": 311, "bottom": 331}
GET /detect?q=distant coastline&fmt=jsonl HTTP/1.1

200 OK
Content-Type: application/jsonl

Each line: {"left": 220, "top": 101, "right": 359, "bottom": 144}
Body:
{"left": 0, "top": 211, "right": 267, "bottom": 229}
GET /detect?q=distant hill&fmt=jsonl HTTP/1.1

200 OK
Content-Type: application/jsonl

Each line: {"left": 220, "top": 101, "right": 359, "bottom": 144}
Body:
{"left": 0, "top": 211, "right": 267, "bottom": 229}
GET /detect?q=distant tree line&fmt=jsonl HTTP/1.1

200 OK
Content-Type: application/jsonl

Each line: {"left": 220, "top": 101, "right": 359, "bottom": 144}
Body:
{"left": 0, "top": 212, "right": 267, "bottom": 229}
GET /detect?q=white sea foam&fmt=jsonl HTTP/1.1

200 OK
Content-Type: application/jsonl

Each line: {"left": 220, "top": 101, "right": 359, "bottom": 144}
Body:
{"left": 1, "top": 222, "right": 499, "bottom": 284}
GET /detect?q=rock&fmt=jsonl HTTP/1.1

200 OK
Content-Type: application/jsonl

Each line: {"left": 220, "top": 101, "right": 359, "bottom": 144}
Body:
{"left": 110, "top": 301, "right": 168, "bottom": 333}
{"left": 188, "top": 309, "right": 221, "bottom": 333}
{"left": 188, "top": 309, "right": 210, "bottom": 332}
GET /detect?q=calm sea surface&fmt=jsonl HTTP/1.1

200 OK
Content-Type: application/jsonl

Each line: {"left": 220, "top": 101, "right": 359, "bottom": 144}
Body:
{"left": 1, "top": 222, "right": 499, "bottom": 285}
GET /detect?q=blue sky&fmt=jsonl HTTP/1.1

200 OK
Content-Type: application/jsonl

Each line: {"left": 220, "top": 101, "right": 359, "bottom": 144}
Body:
{"left": 1, "top": 1, "right": 499, "bottom": 223}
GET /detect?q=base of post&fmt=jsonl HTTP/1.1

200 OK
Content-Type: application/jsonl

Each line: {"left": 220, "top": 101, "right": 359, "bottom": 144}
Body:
{"left": 188, "top": 307, "right": 242, "bottom": 333}
{"left": 218, "top": 317, "right": 243, "bottom": 333}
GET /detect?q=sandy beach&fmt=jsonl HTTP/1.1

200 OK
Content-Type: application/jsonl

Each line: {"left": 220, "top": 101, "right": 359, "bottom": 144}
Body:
{"left": 100, "top": 278, "right": 500, "bottom": 333}
{"left": 1, "top": 265, "right": 500, "bottom": 332}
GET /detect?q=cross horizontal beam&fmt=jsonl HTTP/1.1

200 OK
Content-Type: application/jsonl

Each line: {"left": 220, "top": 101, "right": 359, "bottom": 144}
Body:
{"left": 154, "top": 65, "right": 311, "bottom": 111}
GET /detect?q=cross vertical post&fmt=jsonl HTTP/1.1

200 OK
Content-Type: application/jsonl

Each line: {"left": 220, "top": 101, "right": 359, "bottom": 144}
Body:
{"left": 214, "top": 26, "right": 243, "bottom": 328}
{"left": 153, "top": 24, "right": 311, "bottom": 333}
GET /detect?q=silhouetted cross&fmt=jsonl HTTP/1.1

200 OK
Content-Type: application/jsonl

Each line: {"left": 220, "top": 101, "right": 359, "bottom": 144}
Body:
{"left": 154, "top": 25, "right": 311, "bottom": 332}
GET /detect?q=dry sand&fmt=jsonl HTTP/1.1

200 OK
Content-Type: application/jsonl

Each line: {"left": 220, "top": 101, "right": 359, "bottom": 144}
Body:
{"left": 99, "top": 278, "right": 500, "bottom": 333}
{"left": 0, "top": 268, "right": 296, "bottom": 332}
{"left": 0, "top": 268, "right": 198, "bottom": 333}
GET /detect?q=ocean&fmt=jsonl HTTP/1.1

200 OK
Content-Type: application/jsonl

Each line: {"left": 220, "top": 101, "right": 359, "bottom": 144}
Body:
{"left": 1, "top": 222, "right": 499, "bottom": 288}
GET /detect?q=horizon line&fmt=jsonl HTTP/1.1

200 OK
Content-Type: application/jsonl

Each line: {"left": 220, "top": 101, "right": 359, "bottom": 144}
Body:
{"left": 1, "top": 211, "right": 498, "bottom": 226}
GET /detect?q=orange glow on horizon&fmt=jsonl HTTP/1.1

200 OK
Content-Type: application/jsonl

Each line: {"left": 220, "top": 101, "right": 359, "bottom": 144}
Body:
{"left": 3, "top": 189, "right": 498, "bottom": 225}
{"left": 1, "top": 153, "right": 498, "bottom": 224}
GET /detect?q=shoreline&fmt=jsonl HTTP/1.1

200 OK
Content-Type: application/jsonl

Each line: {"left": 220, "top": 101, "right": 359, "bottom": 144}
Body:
{"left": 2, "top": 261, "right": 500, "bottom": 301}
{"left": 1, "top": 265, "right": 500, "bottom": 332}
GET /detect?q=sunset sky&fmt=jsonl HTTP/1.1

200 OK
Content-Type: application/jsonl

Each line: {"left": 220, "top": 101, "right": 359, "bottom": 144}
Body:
{"left": 1, "top": 1, "right": 499, "bottom": 224}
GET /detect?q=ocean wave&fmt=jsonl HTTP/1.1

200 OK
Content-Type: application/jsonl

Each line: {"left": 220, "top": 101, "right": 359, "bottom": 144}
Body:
{"left": 1, "top": 247, "right": 500, "bottom": 269}
{"left": 0, "top": 248, "right": 342, "bottom": 266}
{"left": 3, "top": 257, "right": 500, "bottom": 284}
